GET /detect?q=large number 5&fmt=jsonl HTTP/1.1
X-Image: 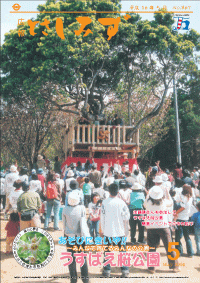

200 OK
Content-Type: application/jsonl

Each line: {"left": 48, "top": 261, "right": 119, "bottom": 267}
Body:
{"left": 168, "top": 242, "right": 180, "bottom": 260}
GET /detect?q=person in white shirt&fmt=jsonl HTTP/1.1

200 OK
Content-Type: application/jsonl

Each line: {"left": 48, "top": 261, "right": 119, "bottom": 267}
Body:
{"left": 144, "top": 186, "right": 180, "bottom": 274}
{"left": 5, "top": 180, "right": 23, "bottom": 213}
{"left": 4, "top": 165, "right": 19, "bottom": 218}
{"left": 65, "top": 170, "right": 76, "bottom": 192}
{"left": 62, "top": 191, "right": 89, "bottom": 283}
{"left": 100, "top": 183, "right": 130, "bottom": 278}
{"left": 118, "top": 180, "right": 132, "bottom": 205}
{"left": 0, "top": 173, "right": 6, "bottom": 211}
{"left": 92, "top": 183, "right": 105, "bottom": 199}
{"left": 19, "top": 167, "right": 29, "bottom": 184}
{"left": 88, "top": 193, "right": 101, "bottom": 238}
{"left": 153, "top": 175, "right": 170, "bottom": 200}
{"left": 162, "top": 173, "right": 172, "bottom": 191}
{"left": 174, "top": 184, "right": 194, "bottom": 257}
{"left": 102, "top": 172, "right": 114, "bottom": 190}
{"left": 29, "top": 174, "right": 42, "bottom": 193}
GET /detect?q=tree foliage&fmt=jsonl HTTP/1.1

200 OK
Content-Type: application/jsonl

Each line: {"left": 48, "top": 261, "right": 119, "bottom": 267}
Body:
{"left": 1, "top": 97, "right": 63, "bottom": 167}
{"left": 142, "top": 69, "right": 200, "bottom": 169}
{"left": 1, "top": 0, "right": 200, "bottom": 165}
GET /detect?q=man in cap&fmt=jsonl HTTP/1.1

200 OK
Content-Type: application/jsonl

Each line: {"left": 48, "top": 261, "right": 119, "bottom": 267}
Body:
{"left": 17, "top": 182, "right": 41, "bottom": 231}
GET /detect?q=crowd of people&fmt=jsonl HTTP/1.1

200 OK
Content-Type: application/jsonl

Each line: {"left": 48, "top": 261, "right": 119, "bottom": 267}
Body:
{"left": 1, "top": 157, "right": 200, "bottom": 282}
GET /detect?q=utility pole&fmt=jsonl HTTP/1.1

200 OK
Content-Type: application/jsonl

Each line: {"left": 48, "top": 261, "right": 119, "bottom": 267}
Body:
{"left": 173, "top": 75, "right": 182, "bottom": 164}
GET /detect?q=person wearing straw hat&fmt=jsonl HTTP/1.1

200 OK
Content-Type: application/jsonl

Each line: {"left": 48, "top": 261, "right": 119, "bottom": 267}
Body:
{"left": 143, "top": 186, "right": 180, "bottom": 273}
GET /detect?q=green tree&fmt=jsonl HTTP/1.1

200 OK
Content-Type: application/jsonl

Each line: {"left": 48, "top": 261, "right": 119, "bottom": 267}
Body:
{"left": 142, "top": 69, "right": 200, "bottom": 169}
{"left": 1, "top": 1, "right": 200, "bottom": 142}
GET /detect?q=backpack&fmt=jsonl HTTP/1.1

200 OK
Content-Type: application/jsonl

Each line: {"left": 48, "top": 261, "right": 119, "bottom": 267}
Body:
{"left": 46, "top": 181, "right": 58, "bottom": 199}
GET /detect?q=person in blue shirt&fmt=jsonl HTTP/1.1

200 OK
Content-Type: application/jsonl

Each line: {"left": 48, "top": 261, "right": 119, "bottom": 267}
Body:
{"left": 191, "top": 202, "right": 200, "bottom": 255}
{"left": 127, "top": 182, "right": 145, "bottom": 244}
{"left": 82, "top": 177, "right": 91, "bottom": 208}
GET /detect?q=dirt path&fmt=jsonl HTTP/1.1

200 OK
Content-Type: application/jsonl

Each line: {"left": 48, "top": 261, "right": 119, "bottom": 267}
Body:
{"left": 1, "top": 212, "right": 200, "bottom": 283}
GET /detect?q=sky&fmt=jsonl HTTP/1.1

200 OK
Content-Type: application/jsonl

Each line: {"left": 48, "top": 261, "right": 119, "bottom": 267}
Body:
{"left": 1, "top": 0, "right": 200, "bottom": 45}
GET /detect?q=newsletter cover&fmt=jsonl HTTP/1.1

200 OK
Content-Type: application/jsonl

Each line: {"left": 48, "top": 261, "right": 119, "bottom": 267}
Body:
{"left": 1, "top": 1, "right": 200, "bottom": 283}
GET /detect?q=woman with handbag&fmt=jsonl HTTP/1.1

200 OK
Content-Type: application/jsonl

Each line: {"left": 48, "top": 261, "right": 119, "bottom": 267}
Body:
{"left": 62, "top": 191, "right": 89, "bottom": 283}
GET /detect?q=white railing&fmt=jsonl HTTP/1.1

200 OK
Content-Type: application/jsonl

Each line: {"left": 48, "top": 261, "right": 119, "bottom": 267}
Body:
{"left": 68, "top": 125, "right": 139, "bottom": 147}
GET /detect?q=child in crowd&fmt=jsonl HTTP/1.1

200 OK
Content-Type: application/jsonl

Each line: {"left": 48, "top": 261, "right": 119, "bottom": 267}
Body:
{"left": 83, "top": 177, "right": 92, "bottom": 208}
{"left": 88, "top": 193, "right": 101, "bottom": 238}
{"left": 191, "top": 202, "right": 200, "bottom": 255}
{"left": 5, "top": 212, "right": 20, "bottom": 254}
{"left": 93, "top": 183, "right": 105, "bottom": 199}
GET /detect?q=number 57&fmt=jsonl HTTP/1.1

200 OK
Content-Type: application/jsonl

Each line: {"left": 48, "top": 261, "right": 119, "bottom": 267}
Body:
{"left": 168, "top": 242, "right": 180, "bottom": 260}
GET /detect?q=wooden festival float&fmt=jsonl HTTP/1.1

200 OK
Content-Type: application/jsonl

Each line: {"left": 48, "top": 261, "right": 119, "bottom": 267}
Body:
{"left": 62, "top": 124, "right": 140, "bottom": 171}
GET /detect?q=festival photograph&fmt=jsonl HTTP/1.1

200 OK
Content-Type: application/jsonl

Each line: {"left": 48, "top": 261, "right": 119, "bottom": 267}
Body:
{"left": 1, "top": 1, "right": 200, "bottom": 283}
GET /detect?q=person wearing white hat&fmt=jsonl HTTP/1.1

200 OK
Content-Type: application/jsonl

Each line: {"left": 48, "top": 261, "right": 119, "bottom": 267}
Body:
{"left": 162, "top": 173, "right": 172, "bottom": 192}
{"left": 153, "top": 175, "right": 163, "bottom": 184}
{"left": 4, "top": 165, "right": 19, "bottom": 219}
{"left": 143, "top": 186, "right": 180, "bottom": 273}
{"left": 62, "top": 191, "right": 89, "bottom": 283}
{"left": 64, "top": 170, "right": 76, "bottom": 193}
{"left": 154, "top": 175, "right": 171, "bottom": 201}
